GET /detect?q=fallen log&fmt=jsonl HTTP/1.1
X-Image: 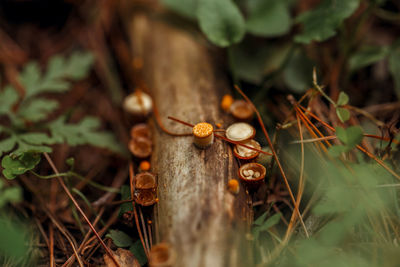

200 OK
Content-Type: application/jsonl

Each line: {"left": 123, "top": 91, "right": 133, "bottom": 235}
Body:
{"left": 125, "top": 8, "right": 252, "bottom": 267}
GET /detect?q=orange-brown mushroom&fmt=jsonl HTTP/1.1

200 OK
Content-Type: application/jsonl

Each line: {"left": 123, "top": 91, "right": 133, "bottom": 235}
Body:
{"left": 238, "top": 163, "right": 266, "bottom": 189}
{"left": 230, "top": 100, "right": 254, "bottom": 121}
{"left": 149, "top": 243, "right": 176, "bottom": 267}
{"left": 135, "top": 172, "right": 157, "bottom": 190}
{"left": 128, "top": 137, "right": 152, "bottom": 159}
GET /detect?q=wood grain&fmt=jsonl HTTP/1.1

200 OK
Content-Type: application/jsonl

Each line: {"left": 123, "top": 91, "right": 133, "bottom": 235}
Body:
{"left": 127, "top": 11, "right": 252, "bottom": 267}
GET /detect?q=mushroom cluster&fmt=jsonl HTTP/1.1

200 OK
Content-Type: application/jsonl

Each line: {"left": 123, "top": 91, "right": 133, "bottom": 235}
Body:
{"left": 221, "top": 94, "right": 272, "bottom": 191}
{"left": 123, "top": 91, "right": 158, "bottom": 206}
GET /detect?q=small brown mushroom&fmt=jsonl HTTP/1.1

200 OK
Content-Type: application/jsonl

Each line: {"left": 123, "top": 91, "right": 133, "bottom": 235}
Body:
{"left": 238, "top": 163, "right": 266, "bottom": 189}
{"left": 233, "top": 139, "right": 261, "bottom": 161}
{"left": 149, "top": 243, "right": 177, "bottom": 267}
{"left": 130, "top": 123, "right": 152, "bottom": 140}
{"left": 230, "top": 100, "right": 254, "bottom": 121}
{"left": 135, "top": 172, "right": 157, "bottom": 190}
{"left": 128, "top": 137, "right": 152, "bottom": 159}
{"left": 134, "top": 190, "right": 157, "bottom": 206}
{"left": 225, "top": 122, "right": 255, "bottom": 142}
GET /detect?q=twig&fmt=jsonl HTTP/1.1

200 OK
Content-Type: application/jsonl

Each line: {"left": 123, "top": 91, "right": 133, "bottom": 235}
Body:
{"left": 43, "top": 153, "right": 120, "bottom": 267}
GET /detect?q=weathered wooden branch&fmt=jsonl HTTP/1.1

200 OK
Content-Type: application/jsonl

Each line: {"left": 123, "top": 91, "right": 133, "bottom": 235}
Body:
{"left": 126, "top": 8, "right": 252, "bottom": 267}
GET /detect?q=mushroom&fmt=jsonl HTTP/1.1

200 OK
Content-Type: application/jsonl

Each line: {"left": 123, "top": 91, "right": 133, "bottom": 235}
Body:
{"left": 149, "top": 243, "right": 177, "bottom": 267}
{"left": 130, "top": 123, "right": 152, "bottom": 140}
{"left": 230, "top": 100, "right": 254, "bottom": 121}
{"left": 227, "top": 179, "right": 240, "bottom": 194}
{"left": 123, "top": 91, "right": 153, "bottom": 118}
{"left": 233, "top": 139, "right": 261, "bottom": 161}
{"left": 221, "top": 94, "right": 234, "bottom": 112}
{"left": 135, "top": 172, "right": 157, "bottom": 190}
{"left": 238, "top": 163, "right": 266, "bottom": 188}
{"left": 225, "top": 122, "right": 255, "bottom": 142}
{"left": 128, "top": 137, "right": 152, "bottom": 159}
{"left": 134, "top": 190, "right": 158, "bottom": 206}
{"left": 192, "top": 122, "right": 214, "bottom": 148}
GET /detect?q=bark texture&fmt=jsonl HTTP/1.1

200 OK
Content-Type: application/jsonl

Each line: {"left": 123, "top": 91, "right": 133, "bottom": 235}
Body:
{"left": 127, "top": 10, "right": 252, "bottom": 267}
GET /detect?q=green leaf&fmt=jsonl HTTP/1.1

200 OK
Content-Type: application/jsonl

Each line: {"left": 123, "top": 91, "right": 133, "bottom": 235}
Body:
{"left": 0, "top": 185, "right": 22, "bottom": 209}
{"left": 254, "top": 211, "right": 269, "bottom": 226}
{"left": 283, "top": 50, "right": 314, "bottom": 93}
{"left": 64, "top": 52, "right": 94, "bottom": 81}
{"left": 336, "top": 107, "right": 350, "bottom": 123}
{"left": 328, "top": 145, "right": 348, "bottom": 157}
{"left": 162, "top": 0, "right": 198, "bottom": 19}
{"left": 229, "top": 41, "right": 272, "bottom": 84}
{"left": 119, "top": 185, "right": 133, "bottom": 217}
{"left": 252, "top": 213, "right": 281, "bottom": 240}
{"left": 389, "top": 49, "right": 400, "bottom": 99}
{"left": 246, "top": 0, "right": 291, "bottom": 37}
{"left": 0, "top": 136, "right": 17, "bottom": 156}
{"left": 335, "top": 126, "right": 363, "bottom": 148}
{"left": 349, "top": 45, "right": 389, "bottom": 71}
{"left": 0, "top": 216, "right": 28, "bottom": 260}
{"left": 17, "top": 98, "right": 59, "bottom": 122}
{"left": 336, "top": 91, "right": 349, "bottom": 106}
{"left": 295, "top": 0, "right": 360, "bottom": 44}
{"left": 129, "top": 240, "right": 148, "bottom": 266}
{"left": 1, "top": 152, "right": 41, "bottom": 179}
{"left": 197, "top": 0, "right": 245, "bottom": 47}
{"left": 106, "top": 229, "right": 134, "bottom": 247}
{"left": 20, "top": 51, "right": 94, "bottom": 98}
{"left": 48, "top": 116, "right": 125, "bottom": 154}
{"left": 18, "top": 132, "right": 55, "bottom": 145}
{"left": 0, "top": 86, "right": 19, "bottom": 115}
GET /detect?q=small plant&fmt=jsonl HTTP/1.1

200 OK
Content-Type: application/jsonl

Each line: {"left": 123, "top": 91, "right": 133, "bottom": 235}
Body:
{"left": 0, "top": 51, "right": 124, "bottom": 179}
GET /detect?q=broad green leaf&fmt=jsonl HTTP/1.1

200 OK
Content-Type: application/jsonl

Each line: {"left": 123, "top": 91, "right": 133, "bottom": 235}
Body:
{"left": 283, "top": 50, "right": 314, "bottom": 93}
{"left": 197, "top": 0, "right": 245, "bottom": 47}
{"left": 258, "top": 213, "right": 281, "bottom": 231}
{"left": 389, "top": 49, "right": 400, "bottom": 99}
{"left": 229, "top": 41, "right": 271, "bottom": 84}
{"left": 17, "top": 98, "right": 59, "bottom": 122}
{"left": 0, "top": 86, "right": 18, "bottom": 115}
{"left": 18, "top": 133, "right": 55, "bottom": 145}
{"left": 328, "top": 145, "right": 348, "bottom": 157}
{"left": 349, "top": 45, "right": 389, "bottom": 71}
{"left": 106, "top": 229, "right": 134, "bottom": 247}
{"left": 336, "top": 91, "right": 349, "bottom": 106}
{"left": 0, "top": 136, "right": 17, "bottom": 156}
{"left": 253, "top": 211, "right": 269, "bottom": 226}
{"left": 162, "top": 0, "right": 198, "bottom": 19}
{"left": 336, "top": 126, "right": 363, "bottom": 148}
{"left": 246, "top": 0, "right": 291, "bottom": 37}
{"left": 0, "top": 216, "right": 28, "bottom": 260}
{"left": 129, "top": 240, "right": 148, "bottom": 266}
{"left": 1, "top": 152, "right": 41, "bottom": 179}
{"left": 48, "top": 116, "right": 125, "bottom": 154}
{"left": 295, "top": 0, "right": 360, "bottom": 44}
{"left": 0, "top": 186, "right": 22, "bottom": 209}
{"left": 336, "top": 107, "right": 350, "bottom": 123}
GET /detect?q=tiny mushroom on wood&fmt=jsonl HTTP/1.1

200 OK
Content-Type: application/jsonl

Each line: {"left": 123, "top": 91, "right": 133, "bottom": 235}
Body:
{"left": 238, "top": 162, "right": 266, "bottom": 189}
{"left": 227, "top": 179, "right": 240, "bottom": 194}
{"left": 130, "top": 123, "right": 152, "bottom": 140}
{"left": 230, "top": 99, "right": 254, "bottom": 121}
{"left": 225, "top": 122, "right": 255, "bottom": 142}
{"left": 128, "top": 137, "right": 152, "bottom": 159}
{"left": 192, "top": 122, "right": 214, "bottom": 148}
{"left": 233, "top": 139, "right": 261, "bottom": 161}
{"left": 135, "top": 172, "right": 157, "bottom": 190}
{"left": 123, "top": 91, "right": 153, "bottom": 119}
{"left": 149, "top": 243, "right": 177, "bottom": 267}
